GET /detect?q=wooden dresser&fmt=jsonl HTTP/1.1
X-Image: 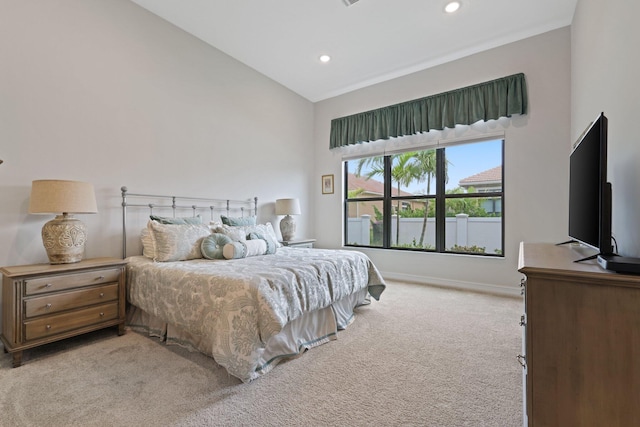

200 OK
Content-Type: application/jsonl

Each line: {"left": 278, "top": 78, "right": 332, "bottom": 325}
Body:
{"left": 1, "top": 257, "right": 127, "bottom": 367}
{"left": 518, "top": 242, "right": 640, "bottom": 426}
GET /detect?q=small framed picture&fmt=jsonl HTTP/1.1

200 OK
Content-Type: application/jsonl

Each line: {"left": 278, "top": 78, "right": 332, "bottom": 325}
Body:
{"left": 322, "top": 174, "right": 334, "bottom": 195}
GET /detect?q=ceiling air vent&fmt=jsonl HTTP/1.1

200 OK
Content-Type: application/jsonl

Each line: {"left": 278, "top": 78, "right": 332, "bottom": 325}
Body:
{"left": 343, "top": 0, "right": 360, "bottom": 6}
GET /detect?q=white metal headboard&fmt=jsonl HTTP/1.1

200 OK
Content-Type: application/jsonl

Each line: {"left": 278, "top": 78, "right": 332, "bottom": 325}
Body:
{"left": 120, "top": 186, "right": 258, "bottom": 258}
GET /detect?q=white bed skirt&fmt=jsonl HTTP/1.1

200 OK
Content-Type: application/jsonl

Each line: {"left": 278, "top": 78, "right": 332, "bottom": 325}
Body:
{"left": 126, "top": 288, "right": 369, "bottom": 377}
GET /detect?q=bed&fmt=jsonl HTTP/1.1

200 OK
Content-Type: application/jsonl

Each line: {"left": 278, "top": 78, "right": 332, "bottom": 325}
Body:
{"left": 121, "top": 187, "right": 386, "bottom": 382}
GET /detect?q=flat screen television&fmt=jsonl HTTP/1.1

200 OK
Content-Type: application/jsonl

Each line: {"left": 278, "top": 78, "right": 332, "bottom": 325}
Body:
{"left": 568, "top": 112, "right": 613, "bottom": 258}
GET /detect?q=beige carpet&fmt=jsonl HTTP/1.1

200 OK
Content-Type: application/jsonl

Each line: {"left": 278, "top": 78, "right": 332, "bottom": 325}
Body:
{"left": 0, "top": 281, "right": 523, "bottom": 426}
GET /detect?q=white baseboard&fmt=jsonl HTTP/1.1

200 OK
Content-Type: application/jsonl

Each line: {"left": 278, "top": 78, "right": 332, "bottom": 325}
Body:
{"left": 380, "top": 271, "right": 522, "bottom": 298}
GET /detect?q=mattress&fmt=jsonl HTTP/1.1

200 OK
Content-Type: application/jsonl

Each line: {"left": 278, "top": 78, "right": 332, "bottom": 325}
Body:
{"left": 126, "top": 247, "right": 385, "bottom": 382}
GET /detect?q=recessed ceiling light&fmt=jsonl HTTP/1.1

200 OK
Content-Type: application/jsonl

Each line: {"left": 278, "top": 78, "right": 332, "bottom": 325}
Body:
{"left": 319, "top": 54, "right": 331, "bottom": 63}
{"left": 444, "top": 1, "right": 461, "bottom": 13}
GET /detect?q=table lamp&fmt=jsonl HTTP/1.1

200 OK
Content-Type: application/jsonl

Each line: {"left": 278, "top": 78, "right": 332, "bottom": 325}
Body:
{"left": 275, "top": 198, "right": 301, "bottom": 242}
{"left": 29, "top": 179, "right": 98, "bottom": 264}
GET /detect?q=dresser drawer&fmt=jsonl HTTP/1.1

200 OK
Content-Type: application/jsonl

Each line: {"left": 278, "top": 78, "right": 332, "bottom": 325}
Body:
{"left": 24, "top": 302, "right": 119, "bottom": 341}
{"left": 23, "top": 268, "right": 121, "bottom": 296}
{"left": 24, "top": 283, "right": 119, "bottom": 319}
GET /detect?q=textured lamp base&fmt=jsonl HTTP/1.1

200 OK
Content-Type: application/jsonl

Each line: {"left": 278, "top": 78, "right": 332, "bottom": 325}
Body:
{"left": 42, "top": 214, "right": 87, "bottom": 264}
{"left": 279, "top": 215, "right": 297, "bottom": 242}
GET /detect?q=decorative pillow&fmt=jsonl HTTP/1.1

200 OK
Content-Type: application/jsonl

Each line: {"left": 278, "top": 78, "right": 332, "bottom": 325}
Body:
{"left": 140, "top": 228, "right": 156, "bottom": 259}
{"left": 248, "top": 232, "right": 277, "bottom": 254}
{"left": 150, "top": 215, "right": 202, "bottom": 225}
{"left": 148, "top": 221, "right": 211, "bottom": 262}
{"left": 255, "top": 222, "right": 282, "bottom": 248}
{"left": 221, "top": 215, "right": 257, "bottom": 227}
{"left": 213, "top": 224, "right": 247, "bottom": 242}
{"left": 222, "top": 239, "right": 267, "bottom": 260}
{"left": 214, "top": 222, "right": 281, "bottom": 248}
{"left": 201, "top": 233, "right": 233, "bottom": 260}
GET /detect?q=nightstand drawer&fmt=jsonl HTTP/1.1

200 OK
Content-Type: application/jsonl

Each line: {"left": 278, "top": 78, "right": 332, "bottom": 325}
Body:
{"left": 2, "top": 257, "right": 126, "bottom": 367}
{"left": 280, "top": 239, "right": 316, "bottom": 248}
{"left": 24, "top": 283, "right": 119, "bottom": 318}
{"left": 23, "top": 268, "right": 121, "bottom": 296}
{"left": 292, "top": 242, "right": 313, "bottom": 248}
{"left": 24, "top": 302, "right": 119, "bottom": 341}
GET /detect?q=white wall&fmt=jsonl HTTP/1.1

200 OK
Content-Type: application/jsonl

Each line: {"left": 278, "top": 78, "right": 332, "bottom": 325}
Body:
{"left": 572, "top": 0, "right": 640, "bottom": 258}
{"left": 314, "top": 28, "right": 572, "bottom": 292}
{"left": 5, "top": 0, "right": 617, "bottom": 297}
{"left": 0, "top": 0, "right": 314, "bottom": 268}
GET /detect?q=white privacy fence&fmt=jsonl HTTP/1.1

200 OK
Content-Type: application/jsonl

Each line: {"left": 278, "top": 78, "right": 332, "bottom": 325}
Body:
{"left": 347, "top": 214, "right": 502, "bottom": 254}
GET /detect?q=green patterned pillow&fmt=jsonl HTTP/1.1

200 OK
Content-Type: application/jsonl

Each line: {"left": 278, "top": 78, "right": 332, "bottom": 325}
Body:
{"left": 150, "top": 215, "right": 202, "bottom": 225}
{"left": 220, "top": 215, "right": 256, "bottom": 227}
{"left": 201, "top": 233, "right": 233, "bottom": 260}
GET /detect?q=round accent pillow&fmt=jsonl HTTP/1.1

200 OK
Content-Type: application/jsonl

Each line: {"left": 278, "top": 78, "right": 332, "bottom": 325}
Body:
{"left": 201, "top": 233, "right": 233, "bottom": 259}
{"left": 248, "top": 232, "right": 277, "bottom": 254}
{"left": 222, "top": 239, "right": 267, "bottom": 259}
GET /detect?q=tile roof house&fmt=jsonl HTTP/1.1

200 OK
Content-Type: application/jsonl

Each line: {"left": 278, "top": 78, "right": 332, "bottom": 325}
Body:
{"left": 347, "top": 173, "right": 424, "bottom": 218}
{"left": 459, "top": 166, "right": 502, "bottom": 192}
{"left": 458, "top": 166, "right": 502, "bottom": 214}
{"left": 347, "top": 173, "right": 416, "bottom": 197}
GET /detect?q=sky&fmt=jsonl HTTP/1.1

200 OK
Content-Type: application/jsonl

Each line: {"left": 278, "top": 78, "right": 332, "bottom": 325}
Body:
{"left": 441, "top": 139, "right": 502, "bottom": 191}
{"left": 347, "top": 139, "right": 502, "bottom": 194}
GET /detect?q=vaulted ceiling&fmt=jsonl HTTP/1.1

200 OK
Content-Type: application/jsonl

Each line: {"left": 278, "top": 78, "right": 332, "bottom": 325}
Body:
{"left": 130, "top": 0, "right": 577, "bottom": 102}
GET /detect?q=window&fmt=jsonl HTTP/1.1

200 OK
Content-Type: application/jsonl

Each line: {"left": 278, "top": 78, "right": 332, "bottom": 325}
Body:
{"left": 344, "top": 139, "right": 504, "bottom": 256}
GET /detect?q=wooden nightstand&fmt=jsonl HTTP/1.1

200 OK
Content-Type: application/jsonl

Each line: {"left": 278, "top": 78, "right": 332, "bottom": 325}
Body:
{"left": 1, "top": 257, "right": 127, "bottom": 367}
{"left": 280, "top": 239, "right": 316, "bottom": 248}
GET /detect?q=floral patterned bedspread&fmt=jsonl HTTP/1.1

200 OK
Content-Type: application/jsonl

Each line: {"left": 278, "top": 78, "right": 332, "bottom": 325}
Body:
{"left": 126, "top": 247, "right": 385, "bottom": 382}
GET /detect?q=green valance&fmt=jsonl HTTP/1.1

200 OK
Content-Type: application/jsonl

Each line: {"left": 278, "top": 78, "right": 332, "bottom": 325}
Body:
{"left": 329, "top": 73, "right": 527, "bottom": 149}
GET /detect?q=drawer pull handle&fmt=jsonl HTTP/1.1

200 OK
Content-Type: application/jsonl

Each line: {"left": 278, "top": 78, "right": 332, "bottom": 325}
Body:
{"left": 99, "top": 293, "right": 105, "bottom": 298}
{"left": 97, "top": 276, "right": 105, "bottom": 280}
{"left": 45, "top": 303, "right": 52, "bottom": 310}
{"left": 45, "top": 283, "right": 52, "bottom": 288}
{"left": 99, "top": 312, "right": 104, "bottom": 317}
{"left": 46, "top": 325, "right": 51, "bottom": 330}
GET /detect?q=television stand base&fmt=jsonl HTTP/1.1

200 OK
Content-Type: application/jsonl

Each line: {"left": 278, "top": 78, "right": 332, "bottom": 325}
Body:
{"left": 597, "top": 254, "right": 640, "bottom": 274}
{"left": 556, "top": 239, "right": 578, "bottom": 246}
{"left": 575, "top": 253, "right": 598, "bottom": 263}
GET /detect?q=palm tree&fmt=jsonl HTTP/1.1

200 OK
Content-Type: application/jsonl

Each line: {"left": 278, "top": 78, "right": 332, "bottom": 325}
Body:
{"left": 356, "top": 153, "right": 416, "bottom": 245}
{"left": 355, "top": 150, "right": 447, "bottom": 247}
{"left": 409, "top": 150, "right": 437, "bottom": 247}
{"left": 347, "top": 188, "right": 366, "bottom": 217}
{"left": 348, "top": 188, "right": 365, "bottom": 198}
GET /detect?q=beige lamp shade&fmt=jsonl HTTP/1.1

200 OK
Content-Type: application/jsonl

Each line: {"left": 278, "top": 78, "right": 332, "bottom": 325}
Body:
{"left": 29, "top": 180, "right": 98, "bottom": 214}
{"left": 275, "top": 198, "right": 301, "bottom": 216}
{"left": 29, "top": 180, "right": 97, "bottom": 264}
